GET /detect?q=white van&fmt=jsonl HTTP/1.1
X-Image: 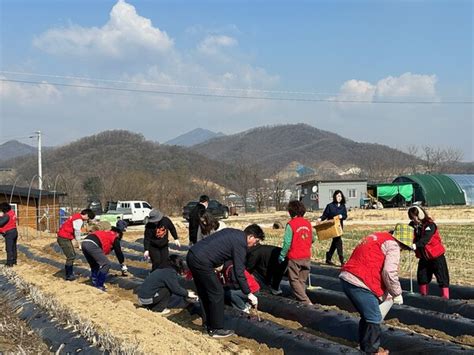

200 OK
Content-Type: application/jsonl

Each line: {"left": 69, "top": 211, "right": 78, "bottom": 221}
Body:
{"left": 98, "top": 200, "right": 152, "bottom": 225}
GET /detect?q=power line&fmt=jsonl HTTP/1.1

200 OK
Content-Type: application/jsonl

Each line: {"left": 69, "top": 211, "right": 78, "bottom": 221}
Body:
{"left": 1, "top": 77, "right": 472, "bottom": 105}
{"left": 2, "top": 70, "right": 467, "bottom": 100}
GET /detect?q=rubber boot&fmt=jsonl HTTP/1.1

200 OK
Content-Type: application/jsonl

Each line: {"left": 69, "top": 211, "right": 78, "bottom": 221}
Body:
{"left": 95, "top": 271, "right": 108, "bottom": 291}
{"left": 419, "top": 284, "right": 428, "bottom": 296}
{"left": 65, "top": 265, "right": 76, "bottom": 281}
{"left": 325, "top": 252, "right": 336, "bottom": 266}
{"left": 90, "top": 269, "right": 99, "bottom": 286}
{"left": 441, "top": 287, "right": 449, "bottom": 299}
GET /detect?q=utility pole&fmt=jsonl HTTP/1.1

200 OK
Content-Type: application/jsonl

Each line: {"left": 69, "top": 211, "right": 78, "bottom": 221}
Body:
{"left": 30, "top": 131, "right": 43, "bottom": 189}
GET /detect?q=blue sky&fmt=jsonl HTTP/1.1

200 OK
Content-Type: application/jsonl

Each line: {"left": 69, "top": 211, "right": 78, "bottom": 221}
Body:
{"left": 1, "top": 0, "right": 472, "bottom": 160}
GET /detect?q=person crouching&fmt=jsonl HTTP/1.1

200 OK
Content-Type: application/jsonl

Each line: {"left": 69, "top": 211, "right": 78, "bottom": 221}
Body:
{"left": 81, "top": 221, "right": 128, "bottom": 291}
{"left": 137, "top": 255, "right": 198, "bottom": 314}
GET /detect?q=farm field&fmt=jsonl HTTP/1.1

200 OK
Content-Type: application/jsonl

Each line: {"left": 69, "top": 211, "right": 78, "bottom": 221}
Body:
{"left": 0, "top": 206, "right": 473, "bottom": 354}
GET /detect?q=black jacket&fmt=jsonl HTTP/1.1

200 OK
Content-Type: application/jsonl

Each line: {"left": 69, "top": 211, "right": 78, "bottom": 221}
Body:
{"left": 189, "top": 228, "right": 250, "bottom": 294}
{"left": 188, "top": 203, "right": 206, "bottom": 244}
{"left": 144, "top": 216, "right": 178, "bottom": 251}
{"left": 246, "top": 244, "right": 282, "bottom": 277}
{"left": 319, "top": 202, "right": 348, "bottom": 228}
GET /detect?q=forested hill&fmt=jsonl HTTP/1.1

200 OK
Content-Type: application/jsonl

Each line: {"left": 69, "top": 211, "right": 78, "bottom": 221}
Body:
{"left": 193, "top": 123, "right": 421, "bottom": 174}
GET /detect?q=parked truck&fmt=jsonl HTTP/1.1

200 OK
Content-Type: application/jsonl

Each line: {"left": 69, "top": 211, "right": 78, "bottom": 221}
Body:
{"left": 96, "top": 200, "right": 152, "bottom": 225}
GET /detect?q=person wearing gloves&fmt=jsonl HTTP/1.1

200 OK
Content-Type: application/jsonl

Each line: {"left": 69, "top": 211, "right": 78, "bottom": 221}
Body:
{"left": 317, "top": 190, "right": 348, "bottom": 266}
{"left": 408, "top": 206, "right": 450, "bottom": 299}
{"left": 81, "top": 221, "right": 127, "bottom": 291}
{"left": 279, "top": 200, "right": 314, "bottom": 304}
{"left": 219, "top": 260, "right": 261, "bottom": 313}
{"left": 187, "top": 224, "right": 264, "bottom": 338}
{"left": 0, "top": 202, "right": 18, "bottom": 267}
{"left": 143, "top": 209, "right": 180, "bottom": 271}
{"left": 339, "top": 224, "right": 412, "bottom": 355}
{"left": 57, "top": 208, "right": 95, "bottom": 281}
{"left": 137, "top": 255, "right": 198, "bottom": 314}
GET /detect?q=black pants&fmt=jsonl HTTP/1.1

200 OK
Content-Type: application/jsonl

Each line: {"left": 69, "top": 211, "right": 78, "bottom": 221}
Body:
{"left": 327, "top": 237, "right": 343, "bottom": 260}
{"left": 4, "top": 228, "right": 18, "bottom": 265}
{"left": 187, "top": 251, "right": 224, "bottom": 330}
{"left": 417, "top": 254, "right": 449, "bottom": 287}
{"left": 144, "top": 288, "right": 171, "bottom": 312}
{"left": 265, "top": 259, "right": 288, "bottom": 290}
{"left": 149, "top": 246, "right": 170, "bottom": 271}
{"left": 81, "top": 241, "right": 111, "bottom": 274}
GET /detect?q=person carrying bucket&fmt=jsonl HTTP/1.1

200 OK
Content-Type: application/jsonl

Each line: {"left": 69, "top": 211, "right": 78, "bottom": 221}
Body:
{"left": 339, "top": 224, "right": 413, "bottom": 355}
{"left": 408, "top": 206, "right": 450, "bottom": 299}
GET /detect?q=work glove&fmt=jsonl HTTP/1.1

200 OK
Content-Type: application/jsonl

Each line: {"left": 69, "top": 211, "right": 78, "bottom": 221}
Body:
{"left": 173, "top": 239, "right": 181, "bottom": 248}
{"left": 393, "top": 294, "right": 404, "bottom": 305}
{"left": 278, "top": 255, "right": 285, "bottom": 264}
{"left": 412, "top": 244, "right": 417, "bottom": 251}
{"left": 121, "top": 264, "right": 128, "bottom": 276}
{"left": 248, "top": 293, "right": 258, "bottom": 307}
{"left": 143, "top": 250, "right": 150, "bottom": 261}
{"left": 187, "top": 290, "right": 198, "bottom": 299}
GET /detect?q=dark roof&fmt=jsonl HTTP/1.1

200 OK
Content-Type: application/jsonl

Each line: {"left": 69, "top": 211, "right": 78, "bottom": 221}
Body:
{"left": 296, "top": 179, "right": 367, "bottom": 186}
{"left": 0, "top": 185, "right": 66, "bottom": 199}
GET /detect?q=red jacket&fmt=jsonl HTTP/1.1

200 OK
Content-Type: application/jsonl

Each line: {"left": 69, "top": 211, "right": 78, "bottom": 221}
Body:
{"left": 342, "top": 232, "right": 394, "bottom": 297}
{"left": 0, "top": 210, "right": 17, "bottom": 233}
{"left": 415, "top": 224, "right": 445, "bottom": 260}
{"left": 222, "top": 263, "right": 260, "bottom": 293}
{"left": 92, "top": 230, "right": 119, "bottom": 255}
{"left": 57, "top": 213, "right": 83, "bottom": 240}
{"left": 287, "top": 217, "right": 313, "bottom": 260}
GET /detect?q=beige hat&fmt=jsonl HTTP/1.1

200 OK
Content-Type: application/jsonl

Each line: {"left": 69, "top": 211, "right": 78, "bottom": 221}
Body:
{"left": 96, "top": 221, "right": 112, "bottom": 231}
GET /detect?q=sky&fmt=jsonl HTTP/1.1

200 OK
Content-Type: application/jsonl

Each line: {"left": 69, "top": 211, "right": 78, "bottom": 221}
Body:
{"left": 1, "top": 0, "right": 473, "bottom": 160}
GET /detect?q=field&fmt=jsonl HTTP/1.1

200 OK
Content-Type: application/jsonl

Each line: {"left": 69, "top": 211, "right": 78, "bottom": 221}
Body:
{"left": 0, "top": 206, "right": 473, "bottom": 353}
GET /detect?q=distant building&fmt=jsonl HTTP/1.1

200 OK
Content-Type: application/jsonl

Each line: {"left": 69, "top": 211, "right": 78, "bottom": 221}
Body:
{"left": 296, "top": 179, "right": 367, "bottom": 211}
{"left": 0, "top": 185, "right": 66, "bottom": 232}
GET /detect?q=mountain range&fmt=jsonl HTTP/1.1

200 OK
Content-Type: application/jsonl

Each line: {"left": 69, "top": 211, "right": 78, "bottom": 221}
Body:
{"left": 0, "top": 140, "right": 37, "bottom": 162}
{"left": 165, "top": 128, "right": 225, "bottom": 147}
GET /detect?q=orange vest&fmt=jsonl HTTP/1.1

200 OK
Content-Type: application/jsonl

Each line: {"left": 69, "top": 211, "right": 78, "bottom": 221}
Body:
{"left": 57, "top": 213, "right": 83, "bottom": 240}
{"left": 342, "top": 232, "right": 394, "bottom": 297}
{"left": 287, "top": 217, "right": 313, "bottom": 260}
{"left": 92, "top": 230, "right": 119, "bottom": 255}
{"left": 0, "top": 210, "right": 17, "bottom": 233}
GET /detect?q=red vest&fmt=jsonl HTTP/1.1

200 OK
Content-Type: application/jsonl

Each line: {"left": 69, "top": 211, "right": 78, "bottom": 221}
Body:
{"left": 415, "top": 224, "right": 445, "bottom": 260}
{"left": 93, "top": 230, "right": 118, "bottom": 255}
{"left": 222, "top": 264, "right": 260, "bottom": 293}
{"left": 57, "top": 213, "right": 83, "bottom": 240}
{"left": 0, "top": 210, "right": 17, "bottom": 233}
{"left": 287, "top": 217, "right": 313, "bottom": 260}
{"left": 342, "top": 232, "right": 394, "bottom": 297}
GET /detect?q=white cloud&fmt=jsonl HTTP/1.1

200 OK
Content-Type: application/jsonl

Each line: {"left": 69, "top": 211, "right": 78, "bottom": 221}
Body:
{"left": 198, "top": 35, "right": 237, "bottom": 55}
{"left": 375, "top": 72, "right": 437, "bottom": 98}
{"left": 335, "top": 72, "right": 438, "bottom": 103}
{"left": 33, "top": 0, "right": 173, "bottom": 59}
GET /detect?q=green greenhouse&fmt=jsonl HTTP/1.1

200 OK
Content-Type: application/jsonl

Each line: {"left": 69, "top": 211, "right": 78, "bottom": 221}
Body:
{"left": 392, "top": 174, "right": 466, "bottom": 206}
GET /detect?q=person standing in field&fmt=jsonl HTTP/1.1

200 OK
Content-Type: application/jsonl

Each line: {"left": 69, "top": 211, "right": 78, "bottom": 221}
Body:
{"left": 143, "top": 209, "right": 180, "bottom": 271}
{"left": 408, "top": 206, "right": 450, "bottom": 299}
{"left": 317, "top": 190, "right": 348, "bottom": 266}
{"left": 339, "top": 224, "right": 411, "bottom": 355}
{"left": 188, "top": 195, "right": 209, "bottom": 245}
{"left": 196, "top": 211, "right": 226, "bottom": 242}
{"left": 186, "top": 224, "right": 264, "bottom": 338}
{"left": 279, "top": 200, "right": 314, "bottom": 304}
{"left": 57, "top": 208, "right": 95, "bottom": 280}
{"left": 0, "top": 202, "right": 18, "bottom": 267}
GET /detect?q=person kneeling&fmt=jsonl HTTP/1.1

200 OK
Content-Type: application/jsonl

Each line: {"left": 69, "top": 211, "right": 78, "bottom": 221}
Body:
{"left": 137, "top": 255, "right": 198, "bottom": 314}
